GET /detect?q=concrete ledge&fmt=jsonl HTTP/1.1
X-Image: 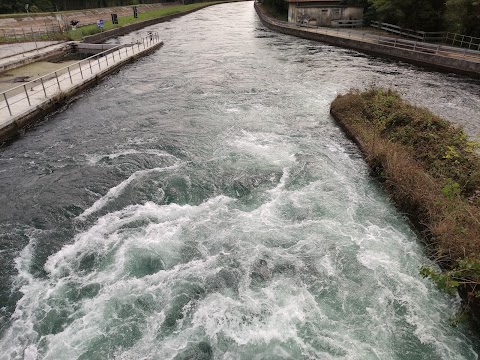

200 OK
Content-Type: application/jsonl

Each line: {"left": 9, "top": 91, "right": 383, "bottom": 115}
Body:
{"left": 254, "top": 3, "right": 480, "bottom": 78}
{"left": 0, "top": 42, "right": 74, "bottom": 74}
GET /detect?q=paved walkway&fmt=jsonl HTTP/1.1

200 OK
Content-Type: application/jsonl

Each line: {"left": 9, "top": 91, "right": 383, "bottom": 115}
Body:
{"left": 0, "top": 35, "right": 160, "bottom": 132}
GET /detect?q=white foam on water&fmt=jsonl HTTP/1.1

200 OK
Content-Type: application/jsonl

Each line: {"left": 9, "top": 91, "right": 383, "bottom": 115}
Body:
{"left": 77, "top": 162, "right": 182, "bottom": 220}
{"left": 227, "top": 130, "right": 296, "bottom": 166}
{"left": 2, "top": 127, "right": 479, "bottom": 359}
{"left": 85, "top": 148, "right": 176, "bottom": 165}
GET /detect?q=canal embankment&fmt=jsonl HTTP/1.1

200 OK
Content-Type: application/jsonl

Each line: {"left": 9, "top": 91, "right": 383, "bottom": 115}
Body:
{"left": 254, "top": 3, "right": 480, "bottom": 78}
{"left": 82, "top": 2, "right": 237, "bottom": 44}
{"left": 0, "top": 33, "right": 162, "bottom": 143}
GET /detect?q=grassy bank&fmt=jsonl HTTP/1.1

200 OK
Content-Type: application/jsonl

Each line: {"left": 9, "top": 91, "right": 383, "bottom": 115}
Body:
{"left": 330, "top": 89, "right": 480, "bottom": 318}
{"left": 68, "top": 2, "right": 222, "bottom": 41}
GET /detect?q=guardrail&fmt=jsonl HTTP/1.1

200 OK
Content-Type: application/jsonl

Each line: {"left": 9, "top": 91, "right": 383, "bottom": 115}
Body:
{"left": 371, "top": 21, "right": 445, "bottom": 42}
{"left": 0, "top": 22, "right": 63, "bottom": 43}
{"left": 254, "top": 5, "right": 480, "bottom": 64}
{"left": 331, "top": 20, "right": 363, "bottom": 28}
{"left": 444, "top": 32, "right": 480, "bottom": 50}
{"left": 0, "top": 32, "right": 160, "bottom": 119}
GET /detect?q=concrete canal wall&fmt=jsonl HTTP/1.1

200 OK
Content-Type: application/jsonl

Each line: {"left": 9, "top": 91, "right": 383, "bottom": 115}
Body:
{"left": 0, "top": 37, "right": 162, "bottom": 143}
{"left": 0, "top": 42, "right": 73, "bottom": 74}
{"left": 254, "top": 3, "right": 480, "bottom": 78}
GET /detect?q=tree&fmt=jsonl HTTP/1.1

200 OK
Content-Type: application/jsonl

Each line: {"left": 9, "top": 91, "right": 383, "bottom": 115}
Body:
{"left": 368, "top": 0, "right": 443, "bottom": 31}
{"left": 444, "top": 0, "right": 480, "bottom": 36}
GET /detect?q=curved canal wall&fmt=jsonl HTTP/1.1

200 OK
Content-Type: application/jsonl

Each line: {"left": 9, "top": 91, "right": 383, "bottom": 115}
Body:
{"left": 254, "top": 3, "right": 480, "bottom": 78}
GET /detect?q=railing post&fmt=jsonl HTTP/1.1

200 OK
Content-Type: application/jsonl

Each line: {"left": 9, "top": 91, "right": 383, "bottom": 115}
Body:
{"left": 3, "top": 93, "right": 12, "bottom": 116}
{"left": 89, "top": 59, "right": 93, "bottom": 74}
{"left": 55, "top": 71, "right": 61, "bottom": 90}
{"left": 105, "top": 54, "right": 109, "bottom": 66}
{"left": 394, "top": 38, "right": 397, "bottom": 47}
{"left": 98, "top": 56, "right": 101, "bottom": 70}
{"left": 40, "top": 77, "right": 47, "bottom": 97}
{"left": 112, "top": 51, "right": 116, "bottom": 62}
{"left": 435, "top": 43, "right": 440, "bottom": 55}
{"left": 413, "top": 42, "right": 417, "bottom": 51}
{"left": 79, "top": 62, "right": 84, "bottom": 79}
{"left": 67, "top": 66, "right": 73, "bottom": 84}
{"left": 23, "top": 85, "right": 31, "bottom": 106}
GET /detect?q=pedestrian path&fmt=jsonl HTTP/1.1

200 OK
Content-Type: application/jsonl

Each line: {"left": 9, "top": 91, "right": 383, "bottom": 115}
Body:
{"left": 0, "top": 33, "right": 161, "bottom": 135}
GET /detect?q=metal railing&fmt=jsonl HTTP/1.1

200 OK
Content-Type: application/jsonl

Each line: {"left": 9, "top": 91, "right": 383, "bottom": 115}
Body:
{"left": 0, "top": 32, "right": 160, "bottom": 119}
{"left": 371, "top": 21, "right": 445, "bottom": 42}
{"left": 444, "top": 32, "right": 480, "bottom": 50}
{"left": 255, "top": 5, "right": 480, "bottom": 64}
{"left": 0, "top": 22, "right": 63, "bottom": 43}
{"left": 331, "top": 19, "right": 363, "bottom": 28}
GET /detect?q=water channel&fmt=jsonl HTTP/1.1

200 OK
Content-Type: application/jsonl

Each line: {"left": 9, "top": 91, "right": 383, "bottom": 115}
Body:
{"left": 1, "top": 2, "right": 480, "bottom": 359}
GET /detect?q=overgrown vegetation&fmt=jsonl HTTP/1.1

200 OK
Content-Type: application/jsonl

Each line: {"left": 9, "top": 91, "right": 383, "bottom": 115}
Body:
{"left": 369, "top": 0, "right": 480, "bottom": 36}
{"left": 330, "top": 89, "right": 480, "bottom": 318}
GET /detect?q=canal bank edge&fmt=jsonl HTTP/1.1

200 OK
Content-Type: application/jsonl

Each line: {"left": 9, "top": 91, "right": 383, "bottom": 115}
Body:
{"left": 254, "top": 3, "right": 480, "bottom": 79}
{"left": 83, "top": 0, "right": 248, "bottom": 44}
{"left": 330, "top": 89, "right": 480, "bottom": 324}
{"left": 0, "top": 42, "right": 163, "bottom": 143}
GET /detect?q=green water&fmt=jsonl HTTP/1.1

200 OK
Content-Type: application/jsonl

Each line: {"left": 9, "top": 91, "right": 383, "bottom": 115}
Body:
{"left": 1, "top": 2, "right": 480, "bottom": 359}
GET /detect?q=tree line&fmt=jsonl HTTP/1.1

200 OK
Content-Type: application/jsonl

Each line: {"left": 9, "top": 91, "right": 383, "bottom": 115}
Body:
{"left": 0, "top": 0, "right": 162, "bottom": 14}
{"left": 263, "top": 0, "right": 480, "bottom": 37}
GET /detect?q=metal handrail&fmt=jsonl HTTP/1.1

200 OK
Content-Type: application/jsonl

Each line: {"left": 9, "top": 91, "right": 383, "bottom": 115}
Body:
{"left": 255, "top": 5, "right": 480, "bottom": 63}
{"left": 0, "top": 32, "right": 160, "bottom": 117}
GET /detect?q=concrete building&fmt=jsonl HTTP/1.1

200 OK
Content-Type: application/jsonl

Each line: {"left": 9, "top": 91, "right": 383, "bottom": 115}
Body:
{"left": 287, "top": 0, "right": 364, "bottom": 27}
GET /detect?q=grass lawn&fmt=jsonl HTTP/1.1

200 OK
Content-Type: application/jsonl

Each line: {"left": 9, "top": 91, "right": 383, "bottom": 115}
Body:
{"left": 68, "top": 2, "right": 222, "bottom": 41}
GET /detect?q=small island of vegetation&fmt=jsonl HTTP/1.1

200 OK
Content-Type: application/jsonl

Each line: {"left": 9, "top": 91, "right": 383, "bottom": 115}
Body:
{"left": 331, "top": 89, "right": 480, "bottom": 320}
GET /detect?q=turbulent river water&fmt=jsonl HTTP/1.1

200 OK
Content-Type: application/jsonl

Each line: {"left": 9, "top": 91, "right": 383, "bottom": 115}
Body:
{"left": 1, "top": 2, "right": 480, "bottom": 359}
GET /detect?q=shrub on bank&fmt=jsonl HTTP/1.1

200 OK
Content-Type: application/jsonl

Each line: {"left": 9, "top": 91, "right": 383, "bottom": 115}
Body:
{"left": 330, "top": 88, "right": 480, "bottom": 317}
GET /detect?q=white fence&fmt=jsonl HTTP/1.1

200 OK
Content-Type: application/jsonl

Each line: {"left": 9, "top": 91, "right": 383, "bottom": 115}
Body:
{"left": 0, "top": 32, "right": 160, "bottom": 119}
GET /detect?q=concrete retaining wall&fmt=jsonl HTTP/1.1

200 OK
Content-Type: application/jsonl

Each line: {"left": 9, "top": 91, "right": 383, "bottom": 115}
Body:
{"left": 255, "top": 3, "right": 480, "bottom": 78}
{"left": 0, "top": 43, "right": 73, "bottom": 73}
{"left": 0, "top": 42, "right": 162, "bottom": 143}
